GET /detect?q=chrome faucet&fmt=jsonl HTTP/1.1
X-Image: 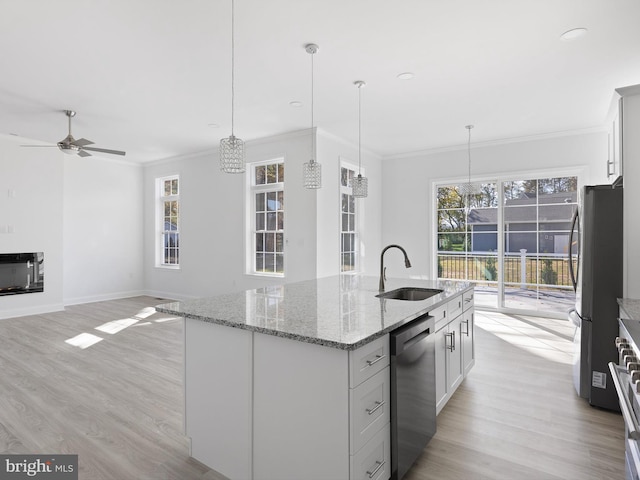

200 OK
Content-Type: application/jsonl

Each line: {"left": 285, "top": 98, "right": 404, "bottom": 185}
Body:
{"left": 379, "top": 244, "right": 412, "bottom": 292}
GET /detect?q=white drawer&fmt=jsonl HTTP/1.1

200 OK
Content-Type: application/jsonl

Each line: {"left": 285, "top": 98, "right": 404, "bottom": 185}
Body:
{"left": 350, "top": 422, "right": 391, "bottom": 480}
{"left": 431, "top": 304, "right": 448, "bottom": 332}
{"left": 349, "top": 334, "right": 389, "bottom": 388}
{"left": 463, "top": 289, "right": 474, "bottom": 311}
{"left": 448, "top": 294, "right": 463, "bottom": 320}
{"left": 349, "top": 366, "right": 390, "bottom": 455}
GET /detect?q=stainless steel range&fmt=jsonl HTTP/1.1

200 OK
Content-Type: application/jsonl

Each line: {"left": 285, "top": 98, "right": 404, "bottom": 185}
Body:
{"left": 610, "top": 316, "right": 640, "bottom": 480}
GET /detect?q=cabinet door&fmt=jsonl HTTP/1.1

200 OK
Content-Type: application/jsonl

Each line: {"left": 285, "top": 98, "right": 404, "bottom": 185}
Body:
{"left": 447, "top": 321, "right": 463, "bottom": 394}
{"left": 435, "top": 326, "right": 448, "bottom": 413}
{"left": 461, "top": 309, "right": 475, "bottom": 376}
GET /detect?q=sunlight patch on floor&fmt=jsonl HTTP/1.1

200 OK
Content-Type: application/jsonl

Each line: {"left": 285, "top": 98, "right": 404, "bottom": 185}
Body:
{"left": 65, "top": 332, "right": 104, "bottom": 349}
{"left": 475, "top": 310, "right": 574, "bottom": 365}
{"left": 95, "top": 317, "right": 139, "bottom": 334}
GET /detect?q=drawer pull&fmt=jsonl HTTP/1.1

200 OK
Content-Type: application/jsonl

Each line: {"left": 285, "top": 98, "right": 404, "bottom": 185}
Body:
{"left": 366, "top": 460, "right": 385, "bottom": 478}
{"left": 366, "top": 354, "right": 386, "bottom": 367}
{"left": 366, "top": 400, "right": 385, "bottom": 416}
{"left": 465, "top": 296, "right": 473, "bottom": 303}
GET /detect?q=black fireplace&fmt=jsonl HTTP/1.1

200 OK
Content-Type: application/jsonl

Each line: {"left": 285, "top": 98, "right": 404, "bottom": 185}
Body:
{"left": 0, "top": 252, "right": 44, "bottom": 296}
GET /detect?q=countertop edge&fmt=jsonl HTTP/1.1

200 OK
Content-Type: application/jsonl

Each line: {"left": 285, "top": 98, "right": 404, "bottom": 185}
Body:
{"left": 156, "top": 283, "right": 474, "bottom": 351}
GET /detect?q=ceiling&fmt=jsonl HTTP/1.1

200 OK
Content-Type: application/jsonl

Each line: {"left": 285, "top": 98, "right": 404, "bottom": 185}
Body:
{"left": 2, "top": 0, "right": 640, "bottom": 163}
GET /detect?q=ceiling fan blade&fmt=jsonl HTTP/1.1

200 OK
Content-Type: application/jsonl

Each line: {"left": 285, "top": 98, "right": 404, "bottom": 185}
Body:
{"left": 78, "top": 150, "right": 92, "bottom": 158}
{"left": 73, "top": 138, "right": 94, "bottom": 147}
{"left": 83, "top": 146, "right": 126, "bottom": 156}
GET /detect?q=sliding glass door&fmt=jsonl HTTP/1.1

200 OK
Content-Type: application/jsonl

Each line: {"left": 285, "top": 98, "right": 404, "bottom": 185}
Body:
{"left": 436, "top": 175, "right": 578, "bottom": 315}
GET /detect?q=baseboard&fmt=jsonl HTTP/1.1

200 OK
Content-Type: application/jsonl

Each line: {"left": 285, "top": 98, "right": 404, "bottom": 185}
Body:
{"left": 0, "top": 302, "right": 65, "bottom": 320}
{"left": 63, "top": 290, "right": 148, "bottom": 306}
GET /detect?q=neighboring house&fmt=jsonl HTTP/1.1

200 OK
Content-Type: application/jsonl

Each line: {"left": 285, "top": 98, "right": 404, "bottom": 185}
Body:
{"left": 468, "top": 191, "right": 577, "bottom": 254}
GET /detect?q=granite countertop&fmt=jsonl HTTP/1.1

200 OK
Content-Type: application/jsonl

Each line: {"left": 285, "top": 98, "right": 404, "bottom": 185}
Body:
{"left": 619, "top": 298, "right": 640, "bottom": 322}
{"left": 156, "top": 275, "right": 473, "bottom": 350}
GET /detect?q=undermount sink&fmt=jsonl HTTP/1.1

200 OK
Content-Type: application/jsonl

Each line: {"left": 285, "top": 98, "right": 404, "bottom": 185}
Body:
{"left": 376, "top": 287, "right": 444, "bottom": 301}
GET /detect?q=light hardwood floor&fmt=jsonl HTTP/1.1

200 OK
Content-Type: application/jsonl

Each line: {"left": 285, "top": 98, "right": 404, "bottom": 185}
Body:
{"left": 0, "top": 297, "right": 625, "bottom": 479}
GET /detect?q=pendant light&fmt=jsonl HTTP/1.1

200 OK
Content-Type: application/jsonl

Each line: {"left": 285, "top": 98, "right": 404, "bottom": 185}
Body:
{"left": 459, "top": 125, "right": 481, "bottom": 198}
{"left": 303, "top": 43, "right": 321, "bottom": 189}
{"left": 219, "top": 0, "right": 245, "bottom": 173}
{"left": 351, "top": 80, "right": 368, "bottom": 198}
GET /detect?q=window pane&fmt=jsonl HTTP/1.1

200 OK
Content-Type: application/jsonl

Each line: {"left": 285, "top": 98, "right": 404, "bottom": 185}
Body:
{"left": 266, "top": 164, "right": 277, "bottom": 184}
{"left": 342, "top": 213, "right": 349, "bottom": 231}
{"left": 265, "top": 233, "right": 275, "bottom": 253}
{"left": 504, "top": 232, "right": 536, "bottom": 253}
{"left": 504, "top": 205, "right": 536, "bottom": 224}
{"left": 256, "top": 193, "right": 265, "bottom": 212}
{"left": 538, "top": 204, "right": 574, "bottom": 222}
{"left": 256, "top": 253, "right": 264, "bottom": 271}
{"left": 277, "top": 190, "right": 284, "bottom": 210}
{"left": 438, "top": 233, "right": 468, "bottom": 252}
{"left": 278, "top": 163, "right": 285, "bottom": 183}
{"left": 267, "top": 212, "right": 276, "bottom": 230}
{"left": 275, "top": 253, "right": 284, "bottom": 273}
{"left": 256, "top": 233, "right": 264, "bottom": 252}
{"left": 171, "top": 179, "right": 178, "bottom": 195}
{"left": 277, "top": 212, "right": 284, "bottom": 230}
{"left": 256, "top": 212, "right": 265, "bottom": 230}
{"left": 255, "top": 165, "right": 266, "bottom": 185}
{"left": 504, "top": 180, "right": 537, "bottom": 203}
{"left": 276, "top": 233, "right": 284, "bottom": 252}
{"left": 438, "top": 210, "right": 466, "bottom": 232}
{"left": 341, "top": 168, "right": 348, "bottom": 187}
{"left": 267, "top": 191, "right": 277, "bottom": 211}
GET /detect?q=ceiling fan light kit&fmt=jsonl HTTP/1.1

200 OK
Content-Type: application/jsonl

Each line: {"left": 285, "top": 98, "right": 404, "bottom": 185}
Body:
{"left": 21, "top": 109, "right": 126, "bottom": 157}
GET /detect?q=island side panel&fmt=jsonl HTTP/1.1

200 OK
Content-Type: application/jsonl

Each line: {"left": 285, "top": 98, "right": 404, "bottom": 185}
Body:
{"left": 253, "top": 332, "right": 350, "bottom": 480}
{"left": 185, "top": 318, "right": 253, "bottom": 480}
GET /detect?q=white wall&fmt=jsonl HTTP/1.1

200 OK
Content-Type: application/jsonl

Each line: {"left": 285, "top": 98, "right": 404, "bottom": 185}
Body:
{"left": 143, "top": 129, "right": 384, "bottom": 300}
{"left": 381, "top": 131, "right": 607, "bottom": 280}
{"left": 63, "top": 156, "right": 144, "bottom": 304}
{"left": 0, "top": 135, "right": 64, "bottom": 318}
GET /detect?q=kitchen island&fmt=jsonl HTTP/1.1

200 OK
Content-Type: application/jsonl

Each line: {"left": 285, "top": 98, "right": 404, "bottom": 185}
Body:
{"left": 156, "top": 275, "right": 474, "bottom": 480}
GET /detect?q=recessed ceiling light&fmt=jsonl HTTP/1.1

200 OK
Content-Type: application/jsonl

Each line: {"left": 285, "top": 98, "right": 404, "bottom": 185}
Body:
{"left": 208, "top": 123, "right": 220, "bottom": 128}
{"left": 397, "top": 72, "right": 414, "bottom": 80}
{"left": 289, "top": 101, "right": 303, "bottom": 107}
{"left": 560, "top": 27, "right": 588, "bottom": 41}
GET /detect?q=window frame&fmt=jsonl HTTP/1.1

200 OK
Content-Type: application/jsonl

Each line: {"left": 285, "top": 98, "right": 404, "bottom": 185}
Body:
{"left": 156, "top": 174, "right": 180, "bottom": 269}
{"left": 247, "top": 158, "right": 285, "bottom": 277}
{"left": 340, "top": 162, "right": 363, "bottom": 274}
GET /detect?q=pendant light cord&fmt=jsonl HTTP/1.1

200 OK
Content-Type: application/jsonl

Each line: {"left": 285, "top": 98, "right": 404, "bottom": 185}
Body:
{"left": 231, "top": 0, "right": 235, "bottom": 136}
{"left": 358, "top": 83, "right": 362, "bottom": 174}
{"left": 311, "top": 50, "right": 314, "bottom": 162}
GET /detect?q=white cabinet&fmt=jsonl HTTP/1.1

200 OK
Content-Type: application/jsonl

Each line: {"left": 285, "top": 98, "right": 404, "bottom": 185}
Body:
{"left": 434, "top": 289, "right": 475, "bottom": 415}
{"left": 606, "top": 93, "right": 623, "bottom": 182}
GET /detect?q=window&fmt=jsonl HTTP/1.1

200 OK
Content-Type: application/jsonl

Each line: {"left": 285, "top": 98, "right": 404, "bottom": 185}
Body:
{"left": 157, "top": 175, "right": 180, "bottom": 267}
{"left": 436, "top": 175, "right": 578, "bottom": 315}
{"left": 251, "top": 160, "right": 284, "bottom": 275}
{"left": 340, "top": 165, "right": 359, "bottom": 272}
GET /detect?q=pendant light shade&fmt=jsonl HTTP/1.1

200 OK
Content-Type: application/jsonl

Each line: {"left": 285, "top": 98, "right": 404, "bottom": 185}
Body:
{"left": 458, "top": 125, "right": 481, "bottom": 197}
{"left": 351, "top": 80, "right": 368, "bottom": 198}
{"left": 303, "top": 43, "right": 322, "bottom": 189}
{"left": 220, "top": 0, "right": 245, "bottom": 173}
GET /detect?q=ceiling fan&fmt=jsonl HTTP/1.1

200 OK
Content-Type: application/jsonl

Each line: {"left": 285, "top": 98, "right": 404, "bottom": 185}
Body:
{"left": 21, "top": 110, "right": 126, "bottom": 157}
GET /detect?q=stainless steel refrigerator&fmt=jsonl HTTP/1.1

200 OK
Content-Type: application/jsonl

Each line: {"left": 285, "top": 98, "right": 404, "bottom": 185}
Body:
{"left": 569, "top": 180, "right": 623, "bottom": 411}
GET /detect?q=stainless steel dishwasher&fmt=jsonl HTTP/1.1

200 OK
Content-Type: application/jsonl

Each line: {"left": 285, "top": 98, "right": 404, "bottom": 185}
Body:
{"left": 390, "top": 313, "right": 436, "bottom": 480}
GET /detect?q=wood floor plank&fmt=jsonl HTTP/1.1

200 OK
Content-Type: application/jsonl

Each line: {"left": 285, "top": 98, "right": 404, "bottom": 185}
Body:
{"left": 0, "top": 298, "right": 625, "bottom": 479}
